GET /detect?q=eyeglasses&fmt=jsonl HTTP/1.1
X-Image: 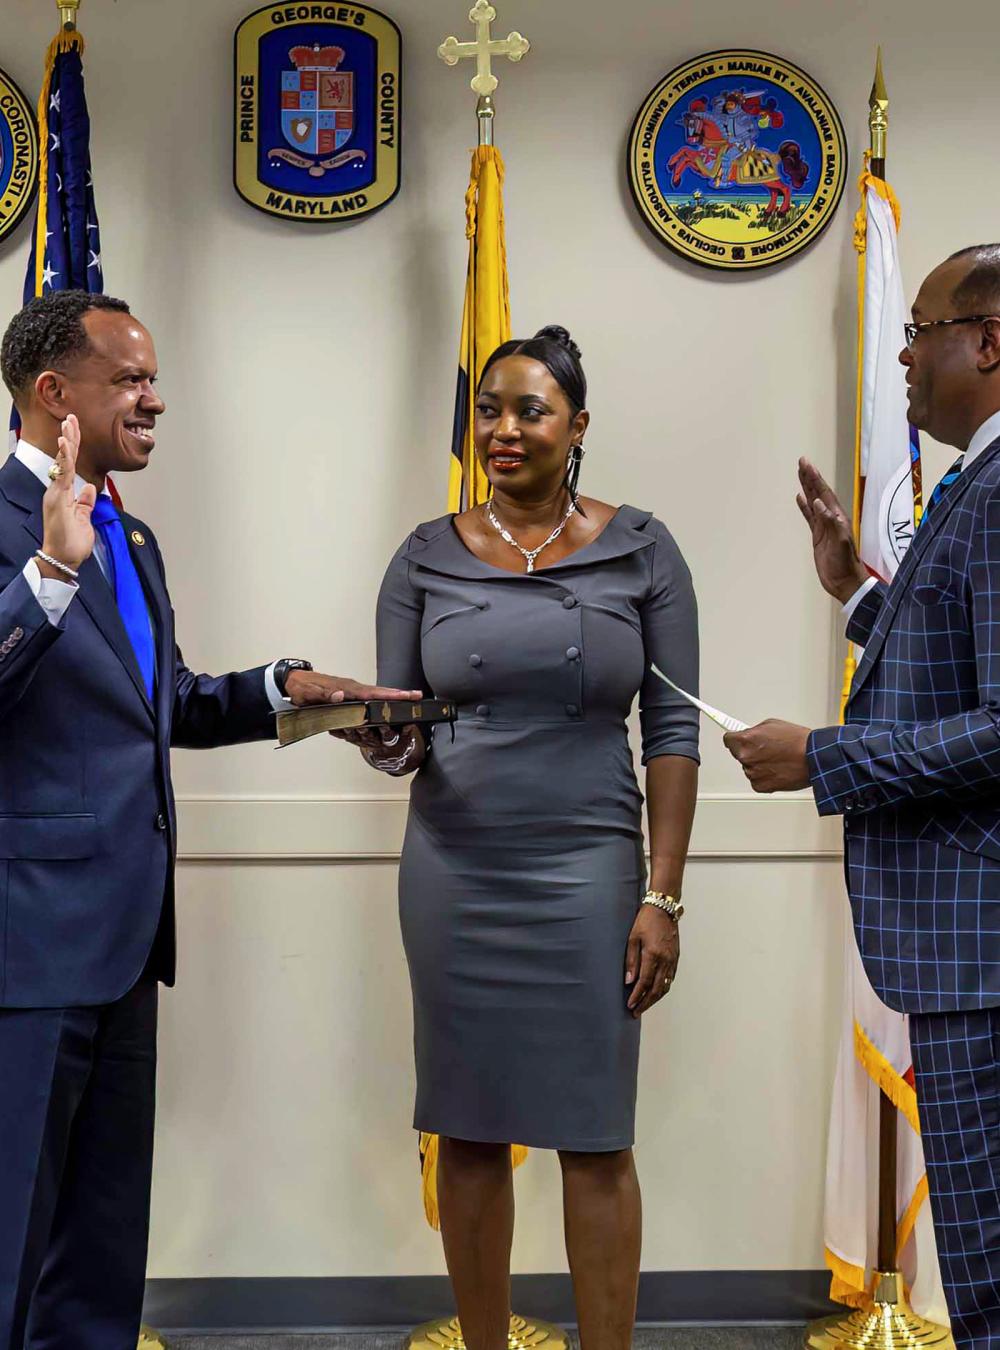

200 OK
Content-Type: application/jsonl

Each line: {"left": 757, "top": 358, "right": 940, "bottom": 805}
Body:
{"left": 904, "top": 315, "right": 1000, "bottom": 347}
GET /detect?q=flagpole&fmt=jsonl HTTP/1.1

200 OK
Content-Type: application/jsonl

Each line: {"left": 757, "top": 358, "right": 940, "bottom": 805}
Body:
{"left": 411, "top": 9, "right": 564, "bottom": 1349}
{"left": 477, "top": 93, "right": 495, "bottom": 146}
{"left": 805, "top": 49, "right": 953, "bottom": 1350}
{"left": 867, "top": 43, "right": 900, "bottom": 1289}
{"left": 58, "top": 7, "right": 165, "bottom": 1344}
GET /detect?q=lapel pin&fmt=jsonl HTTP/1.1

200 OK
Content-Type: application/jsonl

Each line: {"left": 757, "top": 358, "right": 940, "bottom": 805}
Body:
{"left": 131, "top": 530, "right": 146, "bottom": 546}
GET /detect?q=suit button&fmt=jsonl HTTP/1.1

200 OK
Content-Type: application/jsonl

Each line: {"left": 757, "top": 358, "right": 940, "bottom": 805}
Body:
{"left": 566, "top": 646, "right": 580, "bottom": 661}
{"left": 469, "top": 654, "right": 482, "bottom": 667}
{"left": 562, "top": 596, "right": 578, "bottom": 609}
{"left": 155, "top": 813, "right": 167, "bottom": 831}
{"left": 566, "top": 703, "right": 579, "bottom": 716}
{"left": 843, "top": 796, "right": 857, "bottom": 814}
{"left": 476, "top": 704, "right": 490, "bottom": 717}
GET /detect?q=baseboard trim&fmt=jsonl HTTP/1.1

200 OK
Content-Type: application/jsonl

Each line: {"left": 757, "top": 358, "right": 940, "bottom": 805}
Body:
{"left": 143, "top": 1271, "right": 837, "bottom": 1332}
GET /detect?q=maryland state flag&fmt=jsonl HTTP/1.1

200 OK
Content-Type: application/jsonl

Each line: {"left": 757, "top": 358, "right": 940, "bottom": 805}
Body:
{"left": 447, "top": 145, "right": 511, "bottom": 512}
{"left": 10, "top": 26, "right": 104, "bottom": 449}
{"left": 822, "top": 162, "right": 947, "bottom": 1325}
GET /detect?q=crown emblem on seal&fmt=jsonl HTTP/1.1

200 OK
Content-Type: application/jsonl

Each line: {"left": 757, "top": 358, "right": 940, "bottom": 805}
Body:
{"left": 288, "top": 44, "right": 346, "bottom": 71}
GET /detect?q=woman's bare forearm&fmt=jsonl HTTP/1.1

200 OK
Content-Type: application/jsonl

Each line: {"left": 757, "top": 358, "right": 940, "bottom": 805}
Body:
{"left": 645, "top": 754, "right": 698, "bottom": 895}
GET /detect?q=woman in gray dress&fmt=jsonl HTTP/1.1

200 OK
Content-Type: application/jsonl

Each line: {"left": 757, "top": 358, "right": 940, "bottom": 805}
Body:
{"left": 353, "top": 326, "right": 699, "bottom": 1350}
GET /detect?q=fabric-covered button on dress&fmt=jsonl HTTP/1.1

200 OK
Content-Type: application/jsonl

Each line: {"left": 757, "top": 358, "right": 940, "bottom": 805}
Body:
{"left": 376, "top": 506, "right": 700, "bottom": 1150}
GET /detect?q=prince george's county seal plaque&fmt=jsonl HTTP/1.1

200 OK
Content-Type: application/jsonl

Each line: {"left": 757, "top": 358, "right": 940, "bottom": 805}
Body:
{"left": 0, "top": 67, "right": 39, "bottom": 247}
{"left": 627, "top": 51, "right": 847, "bottom": 271}
{"left": 235, "top": 3, "right": 401, "bottom": 222}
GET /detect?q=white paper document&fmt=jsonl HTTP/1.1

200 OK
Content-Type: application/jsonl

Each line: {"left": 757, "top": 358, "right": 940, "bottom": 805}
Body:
{"left": 649, "top": 664, "right": 749, "bottom": 734}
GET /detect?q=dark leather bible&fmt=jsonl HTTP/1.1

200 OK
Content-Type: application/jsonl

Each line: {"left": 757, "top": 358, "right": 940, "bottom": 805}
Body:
{"left": 277, "top": 698, "right": 454, "bottom": 748}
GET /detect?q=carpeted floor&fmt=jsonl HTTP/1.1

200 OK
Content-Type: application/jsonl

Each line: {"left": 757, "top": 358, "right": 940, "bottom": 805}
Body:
{"left": 170, "top": 1329, "right": 806, "bottom": 1350}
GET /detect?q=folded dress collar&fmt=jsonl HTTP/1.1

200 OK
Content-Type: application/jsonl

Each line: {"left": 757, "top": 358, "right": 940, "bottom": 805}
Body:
{"left": 401, "top": 505, "right": 656, "bottom": 580}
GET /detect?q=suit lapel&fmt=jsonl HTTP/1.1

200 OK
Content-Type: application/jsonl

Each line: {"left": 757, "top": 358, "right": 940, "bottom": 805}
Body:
{"left": 850, "top": 436, "right": 1000, "bottom": 699}
{"left": 74, "top": 555, "right": 156, "bottom": 721}
{"left": 0, "top": 456, "right": 45, "bottom": 552}
{"left": 122, "top": 514, "right": 173, "bottom": 729}
{"left": 1, "top": 455, "right": 157, "bottom": 720}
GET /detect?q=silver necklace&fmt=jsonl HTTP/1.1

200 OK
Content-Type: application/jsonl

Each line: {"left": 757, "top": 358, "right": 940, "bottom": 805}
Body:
{"left": 485, "top": 497, "right": 577, "bottom": 574}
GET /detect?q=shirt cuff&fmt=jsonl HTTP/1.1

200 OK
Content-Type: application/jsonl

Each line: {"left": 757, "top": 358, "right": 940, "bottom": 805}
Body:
{"left": 264, "top": 661, "right": 292, "bottom": 712}
{"left": 842, "top": 575, "right": 879, "bottom": 623}
{"left": 22, "top": 558, "right": 78, "bottom": 626}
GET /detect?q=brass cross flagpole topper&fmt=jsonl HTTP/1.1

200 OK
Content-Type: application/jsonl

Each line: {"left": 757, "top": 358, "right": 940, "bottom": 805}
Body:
{"left": 437, "top": 0, "right": 530, "bottom": 145}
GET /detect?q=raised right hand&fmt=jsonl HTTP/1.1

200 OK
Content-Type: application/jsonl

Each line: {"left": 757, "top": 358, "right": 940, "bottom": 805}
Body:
{"left": 796, "top": 458, "right": 869, "bottom": 604}
{"left": 40, "top": 415, "right": 96, "bottom": 572}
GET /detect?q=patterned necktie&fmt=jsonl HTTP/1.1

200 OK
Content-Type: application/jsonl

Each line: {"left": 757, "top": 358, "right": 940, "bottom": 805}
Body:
{"left": 90, "top": 495, "right": 155, "bottom": 700}
{"left": 920, "top": 454, "right": 965, "bottom": 525}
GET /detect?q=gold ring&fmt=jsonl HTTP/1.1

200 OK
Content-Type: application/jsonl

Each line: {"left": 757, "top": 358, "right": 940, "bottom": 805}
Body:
{"left": 47, "top": 463, "right": 63, "bottom": 481}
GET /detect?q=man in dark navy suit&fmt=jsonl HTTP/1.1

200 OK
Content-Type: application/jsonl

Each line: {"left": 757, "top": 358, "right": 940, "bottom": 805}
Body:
{"left": 725, "top": 246, "right": 1000, "bottom": 1347}
{"left": 0, "top": 290, "right": 420, "bottom": 1350}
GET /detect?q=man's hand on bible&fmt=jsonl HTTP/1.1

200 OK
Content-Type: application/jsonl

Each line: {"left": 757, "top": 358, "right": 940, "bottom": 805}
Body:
{"left": 724, "top": 719, "right": 812, "bottom": 793}
{"left": 797, "top": 458, "right": 869, "bottom": 605}
{"left": 282, "top": 670, "right": 423, "bottom": 707}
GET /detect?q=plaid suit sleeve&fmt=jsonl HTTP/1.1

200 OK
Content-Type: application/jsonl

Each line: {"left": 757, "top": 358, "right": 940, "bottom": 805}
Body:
{"left": 809, "top": 492, "right": 1000, "bottom": 817}
{"left": 846, "top": 581, "right": 887, "bottom": 646}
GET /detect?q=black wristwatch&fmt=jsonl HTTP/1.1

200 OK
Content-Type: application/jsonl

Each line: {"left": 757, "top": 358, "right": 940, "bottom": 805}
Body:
{"left": 273, "top": 658, "right": 313, "bottom": 698}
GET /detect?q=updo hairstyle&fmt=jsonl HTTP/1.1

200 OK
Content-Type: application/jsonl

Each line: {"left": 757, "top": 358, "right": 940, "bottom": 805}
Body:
{"left": 478, "top": 325, "right": 588, "bottom": 505}
{"left": 478, "top": 324, "right": 587, "bottom": 414}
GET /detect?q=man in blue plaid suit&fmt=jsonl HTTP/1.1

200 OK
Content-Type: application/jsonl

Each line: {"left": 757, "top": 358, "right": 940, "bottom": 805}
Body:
{"left": 726, "top": 244, "right": 1000, "bottom": 1347}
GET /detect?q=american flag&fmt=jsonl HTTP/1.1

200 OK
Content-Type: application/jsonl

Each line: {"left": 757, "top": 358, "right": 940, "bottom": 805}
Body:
{"left": 10, "top": 28, "right": 103, "bottom": 446}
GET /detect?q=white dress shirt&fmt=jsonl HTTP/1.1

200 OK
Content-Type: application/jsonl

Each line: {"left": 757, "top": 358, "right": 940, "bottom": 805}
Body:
{"left": 14, "top": 439, "right": 287, "bottom": 709}
{"left": 842, "top": 408, "right": 1000, "bottom": 622}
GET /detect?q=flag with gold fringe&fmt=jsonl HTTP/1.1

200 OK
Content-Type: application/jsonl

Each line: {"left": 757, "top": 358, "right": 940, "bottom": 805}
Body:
{"left": 26, "top": 29, "right": 104, "bottom": 305}
{"left": 447, "top": 144, "right": 511, "bottom": 513}
{"left": 420, "top": 140, "right": 525, "bottom": 1229}
{"left": 8, "top": 23, "right": 120, "bottom": 503}
{"left": 822, "top": 159, "right": 947, "bottom": 1325}
{"left": 10, "top": 27, "right": 102, "bottom": 438}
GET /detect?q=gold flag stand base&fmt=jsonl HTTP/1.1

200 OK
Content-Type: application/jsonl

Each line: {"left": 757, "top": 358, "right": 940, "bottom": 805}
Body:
{"left": 137, "top": 1328, "right": 169, "bottom": 1349}
{"left": 408, "top": 1313, "right": 568, "bottom": 1350}
{"left": 805, "top": 1271, "right": 954, "bottom": 1349}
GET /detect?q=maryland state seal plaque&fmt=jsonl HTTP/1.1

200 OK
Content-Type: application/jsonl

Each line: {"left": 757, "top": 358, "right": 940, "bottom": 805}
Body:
{"left": 234, "top": 3, "right": 401, "bottom": 223}
{"left": 0, "top": 66, "right": 39, "bottom": 248}
{"left": 627, "top": 50, "right": 847, "bottom": 271}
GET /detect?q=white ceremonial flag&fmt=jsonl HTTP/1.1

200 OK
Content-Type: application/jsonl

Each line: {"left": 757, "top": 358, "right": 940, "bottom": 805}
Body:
{"left": 858, "top": 191, "right": 920, "bottom": 577}
{"left": 823, "top": 181, "right": 948, "bottom": 1325}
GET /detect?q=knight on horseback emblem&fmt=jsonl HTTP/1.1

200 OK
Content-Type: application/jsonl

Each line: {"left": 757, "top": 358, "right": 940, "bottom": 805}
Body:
{"left": 627, "top": 51, "right": 847, "bottom": 271}
{"left": 669, "top": 88, "right": 808, "bottom": 218}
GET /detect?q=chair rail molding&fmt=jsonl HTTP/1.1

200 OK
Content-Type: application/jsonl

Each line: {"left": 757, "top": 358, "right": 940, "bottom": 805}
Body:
{"left": 174, "top": 792, "right": 843, "bottom": 863}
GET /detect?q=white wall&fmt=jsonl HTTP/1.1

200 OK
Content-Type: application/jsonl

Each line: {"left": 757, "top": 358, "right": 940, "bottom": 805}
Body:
{"left": 2, "top": 0, "right": 997, "bottom": 1280}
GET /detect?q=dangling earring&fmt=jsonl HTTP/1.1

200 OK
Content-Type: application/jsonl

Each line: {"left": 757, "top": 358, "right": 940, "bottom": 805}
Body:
{"left": 565, "top": 442, "right": 586, "bottom": 510}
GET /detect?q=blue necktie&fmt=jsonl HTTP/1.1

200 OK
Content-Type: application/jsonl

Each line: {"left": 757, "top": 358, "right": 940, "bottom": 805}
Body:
{"left": 90, "top": 495, "right": 155, "bottom": 700}
{"left": 920, "top": 454, "right": 965, "bottom": 526}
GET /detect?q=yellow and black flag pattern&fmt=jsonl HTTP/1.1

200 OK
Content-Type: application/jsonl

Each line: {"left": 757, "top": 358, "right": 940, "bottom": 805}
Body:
{"left": 448, "top": 145, "right": 511, "bottom": 513}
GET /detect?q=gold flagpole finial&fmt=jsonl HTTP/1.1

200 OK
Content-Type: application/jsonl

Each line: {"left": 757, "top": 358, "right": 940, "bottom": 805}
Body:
{"left": 869, "top": 46, "right": 888, "bottom": 165}
{"left": 58, "top": 0, "right": 80, "bottom": 30}
{"left": 438, "top": 2, "right": 530, "bottom": 144}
